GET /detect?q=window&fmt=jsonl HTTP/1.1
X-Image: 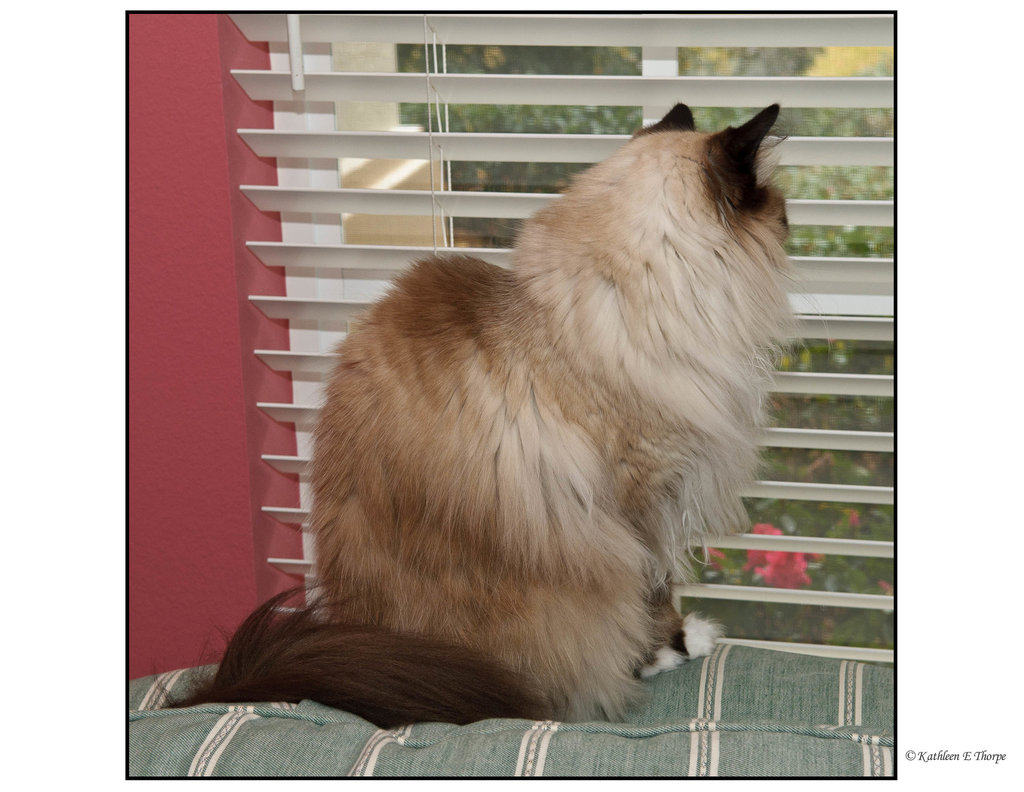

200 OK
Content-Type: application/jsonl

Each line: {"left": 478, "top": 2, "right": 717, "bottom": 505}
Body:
{"left": 229, "top": 13, "right": 894, "bottom": 661}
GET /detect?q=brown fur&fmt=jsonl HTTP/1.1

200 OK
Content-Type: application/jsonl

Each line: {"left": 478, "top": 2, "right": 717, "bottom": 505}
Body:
{"left": 171, "top": 590, "right": 554, "bottom": 726}
{"left": 172, "top": 105, "right": 792, "bottom": 726}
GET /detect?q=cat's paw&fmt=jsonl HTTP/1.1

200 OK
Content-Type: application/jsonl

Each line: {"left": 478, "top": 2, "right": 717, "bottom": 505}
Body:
{"left": 639, "top": 645, "right": 687, "bottom": 679}
{"left": 680, "top": 612, "right": 724, "bottom": 659}
{"left": 638, "top": 614, "right": 724, "bottom": 678}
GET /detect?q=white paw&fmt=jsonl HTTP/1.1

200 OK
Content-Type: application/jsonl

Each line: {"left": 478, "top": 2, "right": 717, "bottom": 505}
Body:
{"left": 639, "top": 614, "right": 725, "bottom": 679}
{"left": 639, "top": 645, "right": 687, "bottom": 679}
{"left": 681, "top": 613, "right": 724, "bottom": 659}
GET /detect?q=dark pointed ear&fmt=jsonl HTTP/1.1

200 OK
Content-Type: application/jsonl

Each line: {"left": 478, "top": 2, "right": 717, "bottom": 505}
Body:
{"left": 713, "top": 104, "right": 780, "bottom": 171}
{"left": 634, "top": 103, "right": 696, "bottom": 137}
{"left": 703, "top": 105, "right": 784, "bottom": 218}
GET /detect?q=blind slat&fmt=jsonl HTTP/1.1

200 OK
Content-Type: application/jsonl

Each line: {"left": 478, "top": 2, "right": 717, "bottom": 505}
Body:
{"left": 248, "top": 242, "right": 512, "bottom": 269}
{"left": 259, "top": 505, "right": 893, "bottom": 560}
{"left": 251, "top": 295, "right": 890, "bottom": 340}
{"left": 248, "top": 243, "right": 892, "bottom": 295}
{"left": 791, "top": 256, "right": 893, "bottom": 288}
{"left": 761, "top": 427, "right": 892, "bottom": 453}
{"left": 240, "top": 129, "right": 894, "bottom": 167}
{"left": 261, "top": 454, "right": 892, "bottom": 504}
{"left": 673, "top": 583, "right": 893, "bottom": 611}
{"left": 262, "top": 506, "right": 306, "bottom": 525}
{"left": 797, "top": 315, "right": 892, "bottom": 342}
{"left": 257, "top": 402, "right": 318, "bottom": 424}
{"left": 254, "top": 350, "right": 337, "bottom": 374}
{"left": 266, "top": 557, "right": 312, "bottom": 577}
{"left": 249, "top": 296, "right": 365, "bottom": 323}
{"left": 261, "top": 455, "right": 309, "bottom": 475}
{"left": 231, "top": 13, "right": 894, "bottom": 48}
{"left": 744, "top": 481, "right": 893, "bottom": 505}
{"left": 254, "top": 349, "right": 893, "bottom": 397}
{"left": 232, "top": 71, "right": 893, "bottom": 109}
{"left": 711, "top": 533, "right": 892, "bottom": 559}
{"left": 258, "top": 402, "right": 891, "bottom": 453}
{"left": 243, "top": 186, "right": 893, "bottom": 226}
{"left": 771, "top": 371, "right": 892, "bottom": 397}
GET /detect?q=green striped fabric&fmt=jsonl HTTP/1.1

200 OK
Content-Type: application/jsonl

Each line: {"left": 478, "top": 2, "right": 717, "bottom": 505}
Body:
{"left": 128, "top": 644, "right": 893, "bottom": 777}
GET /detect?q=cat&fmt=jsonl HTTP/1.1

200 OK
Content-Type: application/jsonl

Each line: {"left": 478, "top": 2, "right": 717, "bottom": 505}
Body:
{"left": 172, "top": 103, "right": 793, "bottom": 727}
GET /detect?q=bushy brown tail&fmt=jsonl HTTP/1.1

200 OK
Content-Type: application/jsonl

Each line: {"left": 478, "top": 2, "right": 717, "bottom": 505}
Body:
{"left": 169, "top": 590, "right": 553, "bottom": 728}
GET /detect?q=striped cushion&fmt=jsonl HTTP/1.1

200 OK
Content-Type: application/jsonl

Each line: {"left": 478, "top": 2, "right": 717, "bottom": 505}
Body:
{"left": 128, "top": 644, "right": 893, "bottom": 777}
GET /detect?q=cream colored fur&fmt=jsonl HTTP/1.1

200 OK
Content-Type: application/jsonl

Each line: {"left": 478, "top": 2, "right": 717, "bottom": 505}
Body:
{"left": 310, "top": 106, "right": 792, "bottom": 721}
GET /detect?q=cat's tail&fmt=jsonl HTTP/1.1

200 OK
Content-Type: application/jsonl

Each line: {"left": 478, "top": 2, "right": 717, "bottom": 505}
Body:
{"left": 168, "top": 589, "right": 554, "bottom": 727}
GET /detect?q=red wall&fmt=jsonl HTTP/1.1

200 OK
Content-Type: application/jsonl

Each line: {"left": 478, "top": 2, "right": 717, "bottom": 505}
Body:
{"left": 129, "top": 13, "right": 302, "bottom": 679}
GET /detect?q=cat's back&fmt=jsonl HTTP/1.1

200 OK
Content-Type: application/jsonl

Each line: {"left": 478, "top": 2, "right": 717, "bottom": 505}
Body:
{"left": 323, "top": 254, "right": 526, "bottom": 418}
{"left": 368, "top": 254, "right": 518, "bottom": 343}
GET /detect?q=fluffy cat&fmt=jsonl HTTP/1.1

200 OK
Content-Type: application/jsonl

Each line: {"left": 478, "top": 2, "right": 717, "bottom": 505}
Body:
{"left": 173, "top": 103, "right": 793, "bottom": 726}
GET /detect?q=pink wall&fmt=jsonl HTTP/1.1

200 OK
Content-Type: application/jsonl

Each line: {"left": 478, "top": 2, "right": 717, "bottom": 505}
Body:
{"left": 129, "top": 13, "right": 302, "bottom": 679}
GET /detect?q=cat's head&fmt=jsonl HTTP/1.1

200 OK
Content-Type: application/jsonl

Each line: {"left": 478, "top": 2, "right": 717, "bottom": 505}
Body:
{"left": 513, "top": 102, "right": 793, "bottom": 380}
{"left": 520, "top": 103, "right": 789, "bottom": 269}
{"left": 514, "top": 102, "right": 793, "bottom": 350}
{"left": 630, "top": 103, "right": 788, "bottom": 245}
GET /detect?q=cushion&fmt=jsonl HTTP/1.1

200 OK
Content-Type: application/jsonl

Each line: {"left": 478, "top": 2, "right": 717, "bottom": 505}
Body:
{"left": 128, "top": 643, "right": 893, "bottom": 777}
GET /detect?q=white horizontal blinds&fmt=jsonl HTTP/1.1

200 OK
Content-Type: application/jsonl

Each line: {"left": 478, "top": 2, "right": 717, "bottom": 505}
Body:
{"left": 241, "top": 130, "right": 893, "bottom": 165}
{"left": 263, "top": 22, "right": 343, "bottom": 574}
{"left": 257, "top": 454, "right": 893, "bottom": 506}
{"left": 246, "top": 243, "right": 891, "bottom": 297}
{"left": 253, "top": 348, "right": 893, "bottom": 392}
{"left": 252, "top": 415, "right": 892, "bottom": 454}
{"left": 230, "top": 13, "right": 894, "bottom": 661}
{"left": 233, "top": 71, "right": 892, "bottom": 107}
{"left": 242, "top": 186, "right": 892, "bottom": 226}
{"left": 233, "top": 13, "right": 894, "bottom": 46}
{"left": 250, "top": 294, "right": 892, "bottom": 340}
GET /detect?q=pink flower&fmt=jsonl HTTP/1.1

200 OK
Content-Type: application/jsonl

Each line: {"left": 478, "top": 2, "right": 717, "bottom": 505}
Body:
{"left": 849, "top": 510, "right": 861, "bottom": 528}
{"left": 707, "top": 548, "right": 726, "bottom": 570}
{"left": 744, "top": 523, "right": 782, "bottom": 571}
{"left": 742, "top": 523, "right": 814, "bottom": 588}
{"left": 878, "top": 580, "right": 893, "bottom": 595}
{"left": 755, "top": 550, "right": 811, "bottom": 589}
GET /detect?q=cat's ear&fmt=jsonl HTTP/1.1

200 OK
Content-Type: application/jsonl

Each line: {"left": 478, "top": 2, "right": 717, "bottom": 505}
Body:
{"left": 712, "top": 104, "right": 780, "bottom": 174}
{"left": 634, "top": 103, "right": 696, "bottom": 137}
{"left": 704, "top": 105, "right": 783, "bottom": 213}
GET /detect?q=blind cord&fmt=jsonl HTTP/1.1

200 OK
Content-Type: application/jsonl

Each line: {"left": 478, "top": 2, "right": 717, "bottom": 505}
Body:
{"left": 422, "top": 16, "right": 437, "bottom": 253}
